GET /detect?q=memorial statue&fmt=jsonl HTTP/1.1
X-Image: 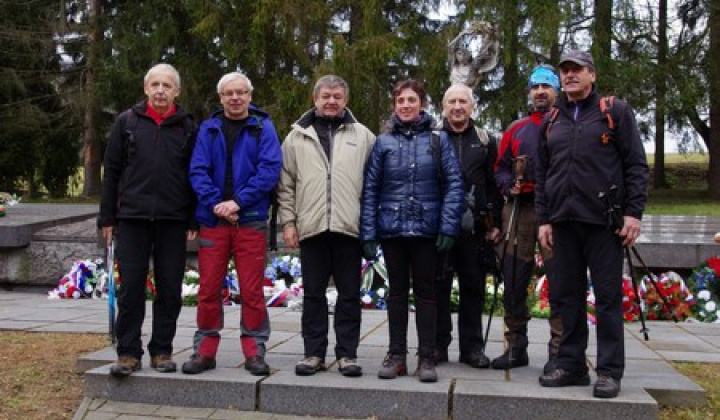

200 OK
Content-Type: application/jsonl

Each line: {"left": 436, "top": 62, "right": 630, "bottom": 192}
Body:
{"left": 448, "top": 21, "right": 500, "bottom": 88}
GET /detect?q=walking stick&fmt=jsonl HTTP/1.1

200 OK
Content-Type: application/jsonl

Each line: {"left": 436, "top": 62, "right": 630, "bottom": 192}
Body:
{"left": 624, "top": 246, "right": 649, "bottom": 341}
{"left": 107, "top": 240, "right": 117, "bottom": 345}
{"left": 482, "top": 247, "right": 503, "bottom": 353}
{"left": 629, "top": 246, "right": 679, "bottom": 323}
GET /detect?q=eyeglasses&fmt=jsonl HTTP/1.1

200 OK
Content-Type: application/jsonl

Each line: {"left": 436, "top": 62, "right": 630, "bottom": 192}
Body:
{"left": 221, "top": 89, "right": 250, "bottom": 97}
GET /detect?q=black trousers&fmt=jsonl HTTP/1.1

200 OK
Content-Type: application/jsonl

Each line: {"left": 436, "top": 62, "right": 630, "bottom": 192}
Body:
{"left": 435, "top": 231, "right": 489, "bottom": 356}
{"left": 299, "top": 232, "right": 362, "bottom": 360}
{"left": 551, "top": 222, "right": 625, "bottom": 379}
{"left": 115, "top": 219, "right": 188, "bottom": 359}
{"left": 382, "top": 237, "right": 437, "bottom": 358}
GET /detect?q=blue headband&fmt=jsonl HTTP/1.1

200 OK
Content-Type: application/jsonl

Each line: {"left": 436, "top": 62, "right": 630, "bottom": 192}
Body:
{"left": 528, "top": 66, "right": 560, "bottom": 91}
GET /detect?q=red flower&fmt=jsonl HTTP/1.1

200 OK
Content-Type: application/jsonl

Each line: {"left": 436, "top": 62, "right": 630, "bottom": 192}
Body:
{"left": 707, "top": 256, "right": 720, "bottom": 277}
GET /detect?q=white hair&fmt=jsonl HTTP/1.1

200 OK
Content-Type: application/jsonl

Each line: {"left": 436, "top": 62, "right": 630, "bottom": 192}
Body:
{"left": 217, "top": 72, "right": 254, "bottom": 94}
{"left": 144, "top": 63, "right": 181, "bottom": 89}
{"left": 442, "top": 83, "right": 476, "bottom": 106}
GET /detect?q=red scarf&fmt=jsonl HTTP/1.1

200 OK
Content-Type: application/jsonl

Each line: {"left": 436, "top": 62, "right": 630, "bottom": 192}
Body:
{"left": 145, "top": 102, "right": 177, "bottom": 125}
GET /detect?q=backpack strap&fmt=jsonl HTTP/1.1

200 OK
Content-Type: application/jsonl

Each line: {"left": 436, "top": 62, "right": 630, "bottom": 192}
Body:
{"left": 544, "top": 107, "right": 560, "bottom": 138}
{"left": 474, "top": 126, "right": 490, "bottom": 146}
{"left": 431, "top": 131, "right": 444, "bottom": 190}
{"left": 600, "top": 95, "right": 616, "bottom": 131}
{"left": 121, "top": 111, "right": 140, "bottom": 169}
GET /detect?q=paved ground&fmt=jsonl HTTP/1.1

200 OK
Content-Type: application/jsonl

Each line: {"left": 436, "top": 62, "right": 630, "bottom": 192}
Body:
{"left": 0, "top": 290, "right": 718, "bottom": 420}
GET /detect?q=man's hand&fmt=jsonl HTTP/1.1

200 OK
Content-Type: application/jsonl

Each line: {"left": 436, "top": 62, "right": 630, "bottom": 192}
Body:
{"left": 618, "top": 216, "right": 641, "bottom": 246}
{"left": 486, "top": 227, "right": 501, "bottom": 244}
{"left": 283, "top": 225, "right": 299, "bottom": 249}
{"left": 538, "top": 224, "right": 553, "bottom": 251}
{"left": 509, "top": 180, "right": 522, "bottom": 196}
{"left": 214, "top": 200, "right": 240, "bottom": 218}
{"left": 102, "top": 226, "right": 114, "bottom": 246}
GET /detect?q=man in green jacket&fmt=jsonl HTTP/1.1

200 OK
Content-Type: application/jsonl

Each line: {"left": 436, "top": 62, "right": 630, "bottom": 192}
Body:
{"left": 277, "top": 75, "right": 376, "bottom": 377}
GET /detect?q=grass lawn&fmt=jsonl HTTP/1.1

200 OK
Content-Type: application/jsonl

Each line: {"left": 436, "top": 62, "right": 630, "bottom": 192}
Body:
{"left": 660, "top": 362, "right": 720, "bottom": 420}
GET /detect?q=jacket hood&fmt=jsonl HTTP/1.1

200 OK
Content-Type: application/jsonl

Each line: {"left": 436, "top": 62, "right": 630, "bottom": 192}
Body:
{"left": 206, "top": 104, "right": 269, "bottom": 129}
{"left": 294, "top": 107, "right": 358, "bottom": 129}
{"left": 441, "top": 117, "right": 476, "bottom": 134}
{"left": 389, "top": 110, "right": 435, "bottom": 135}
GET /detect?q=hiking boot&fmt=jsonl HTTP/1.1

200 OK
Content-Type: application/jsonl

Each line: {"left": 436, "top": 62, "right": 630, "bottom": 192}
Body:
{"left": 150, "top": 355, "right": 177, "bottom": 373}
{"left": 434, "top": 348, "right": 449, "bottom": 365}
{"left": 337, "top": 357, "right": 363, "bottom": 377}
{"left": 543, "top": 355, "right": 558, "bottom": 375}
{"left": 490, "top": 348, "right": 529, "bottom": 370}
{"left": 378, "top": 353, "right": 407, "bottom": 379}
{"left": 416, "top": 356, "right": 438, "bottom": 383}
{"left": 110, "top": 356, "right": 141, "bottom": 378}
{"left": 459, "top": 351, "right": 491, "bottom": 369}
{"left": 295, "top": 356, "right": 326, "bottom": 376}
{"left": 244, "top": 355, "right": 270, "bottom": 376}
{"left": 181, "top": 354, "right": 216, "bottom": 375}
{"left": 593, "top": 375, "right": 621, "bottom": 398}
{"left": 539, "top": 368, "right": 591, "bottom": 387}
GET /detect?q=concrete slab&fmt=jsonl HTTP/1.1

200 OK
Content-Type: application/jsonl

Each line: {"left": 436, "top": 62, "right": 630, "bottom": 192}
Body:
{"left": 84, "top": 365, "right": 258, "bottom": 410}
{"left": 453, "top": 379, "right": 658, "bottom": 420}
{"left": 260, "top": 370, "right": 450, "bottom": 420}
{"left": 0, "top": 204, "right": 97, "bottom": 247}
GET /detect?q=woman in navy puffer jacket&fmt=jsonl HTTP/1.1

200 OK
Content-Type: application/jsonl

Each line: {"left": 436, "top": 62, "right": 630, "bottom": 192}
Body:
{"left": 360, "top": 79, "right": 463, "bottom": 383}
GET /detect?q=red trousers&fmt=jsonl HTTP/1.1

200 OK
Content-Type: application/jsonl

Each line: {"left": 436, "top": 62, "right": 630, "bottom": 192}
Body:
{"left": 193, "top": 225, "right": 270, "bottom": 359}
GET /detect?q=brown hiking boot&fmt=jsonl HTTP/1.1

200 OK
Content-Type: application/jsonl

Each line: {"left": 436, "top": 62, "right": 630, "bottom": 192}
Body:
{"left": 110, "top": 356, "right": 141, "bottom": 378}
{"left": 416, "top": 356, "right": 437, "bottom": 383}
{"left": 181, "top": 354, "right": 217, "bottom": 375}
{"left": 150, "top": 355, "right": 177, "bottom": 373}
{"left": 378, "top": 353, "right": 407, "bottom": 379}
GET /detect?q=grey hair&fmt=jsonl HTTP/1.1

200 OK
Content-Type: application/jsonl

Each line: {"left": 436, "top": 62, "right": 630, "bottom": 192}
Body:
{"left": 217, "top": 72, "right": 254, "bottom": 94}
{"left": 442, "top": 83, "right": 476, "bottom": 106}
{"left": 313, "top": 75, "right": 349, "bottom": 98}
{"left": 144, "top": 63, "right": 181, "bottom": 89}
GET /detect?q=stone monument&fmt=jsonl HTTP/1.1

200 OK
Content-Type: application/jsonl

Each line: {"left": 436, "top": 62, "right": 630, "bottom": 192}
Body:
{"left": 448, "top": 21, "right": 500, "bottom": 88}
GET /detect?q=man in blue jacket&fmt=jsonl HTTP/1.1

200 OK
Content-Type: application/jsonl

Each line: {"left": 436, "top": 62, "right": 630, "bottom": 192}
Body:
{"left": 183, "top": 72, "right": 282, "bottom": 377}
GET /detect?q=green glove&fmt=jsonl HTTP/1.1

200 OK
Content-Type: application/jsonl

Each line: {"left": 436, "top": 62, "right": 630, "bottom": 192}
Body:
{"left": 435, "top": 234, "right": 455, "bottom": 252}
{"left": 362, "top": 241, "right": 379, "bottom": 261}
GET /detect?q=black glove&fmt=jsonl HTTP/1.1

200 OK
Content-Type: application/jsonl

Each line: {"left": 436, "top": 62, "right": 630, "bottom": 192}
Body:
{"left": 362, "top": 241, "right": 378, "bottom": 261}
{"left": 435, "top": 234, "right": 455, "bottom": 252}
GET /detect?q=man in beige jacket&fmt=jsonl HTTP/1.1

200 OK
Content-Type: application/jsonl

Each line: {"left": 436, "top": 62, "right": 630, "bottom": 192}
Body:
{"left": 277, "top": 75, "right": 375, "bottom": 377}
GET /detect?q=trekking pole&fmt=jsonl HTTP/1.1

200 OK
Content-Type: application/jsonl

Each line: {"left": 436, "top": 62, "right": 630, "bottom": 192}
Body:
{"left": 624, "top": 246, "right": 650, "bottom": 341}
{"left": 482, "top": 247, "right": 503, "bottom": 352}
{"left": 107, "top": 239, "right": 117, "bottom": 345}
{"left": 629, "top": 246, "right": 679, "bottom": 323}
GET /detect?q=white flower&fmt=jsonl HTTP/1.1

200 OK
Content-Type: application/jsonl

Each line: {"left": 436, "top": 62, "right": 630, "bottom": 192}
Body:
{"left": 182, "top": 283, "right": 199, "bottom": 297}
{"left": 185, "top": 270, "right": 199, "bottom": 280}
{"left": 698, "top": 290, "right": 711, "bottom": 301}
{"left": 361, "top": 294, "right": 373, "bottom": 304}
{"left": 377, "top": 288, "right": 386, "bottom": 298}
{"left": 705, "top": 301, "right": 717, "bottom": 312}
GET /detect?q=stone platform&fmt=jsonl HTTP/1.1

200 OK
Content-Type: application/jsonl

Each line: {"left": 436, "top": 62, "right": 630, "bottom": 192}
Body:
{"left": 635, "top": 215, "right": 720, "bottom": 269}
{"left": 1, "top": 291, "right": 716, "bottom": 420}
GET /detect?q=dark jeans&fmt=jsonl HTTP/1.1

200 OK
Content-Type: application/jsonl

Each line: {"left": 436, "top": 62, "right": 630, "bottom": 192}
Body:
{"left": 382, "top": 237, "right": 437, "bottom": 358}
{"left": 300, "top": 232, "right": 362, "bottom": 360}
{"left": 115, "top": 219, "right": 187, "bottom": 359}
{"left": 551, "top": 222, "right": 625, "bottom": 379}
{"left": 436, "top": 231, "right": 489, "bottom": 355}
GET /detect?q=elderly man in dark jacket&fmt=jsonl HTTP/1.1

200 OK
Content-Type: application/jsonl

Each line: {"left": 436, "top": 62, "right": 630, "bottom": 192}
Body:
{"left": 535, "top": 50, "right": 648, "bottom": 399}
{"left": 99, "top": 63, "right": 197, "bottom": 377}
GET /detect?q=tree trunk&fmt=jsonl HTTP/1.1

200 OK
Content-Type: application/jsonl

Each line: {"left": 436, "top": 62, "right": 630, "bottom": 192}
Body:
{"left": 592, "top": 0, "right": 613, "bottom": 93}
{"left": 81, "top": 0, "right": 102, "bottom": 197}
{"left": 501, "top": 0, "right": 520, "bottom": 129}
{"left": 654, "top": 0, "right": 669, "bottom": 189}
{"left": 709, "top": 0, "right": 720, "bottom": 199}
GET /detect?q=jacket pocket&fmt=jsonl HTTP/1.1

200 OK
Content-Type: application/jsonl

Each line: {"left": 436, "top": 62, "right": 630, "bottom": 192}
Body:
{"left": 420, "top": 202, "right": 440, "bottom": 235}
{"left": 378, "top": 203, "right": 401, "bottom": 235}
